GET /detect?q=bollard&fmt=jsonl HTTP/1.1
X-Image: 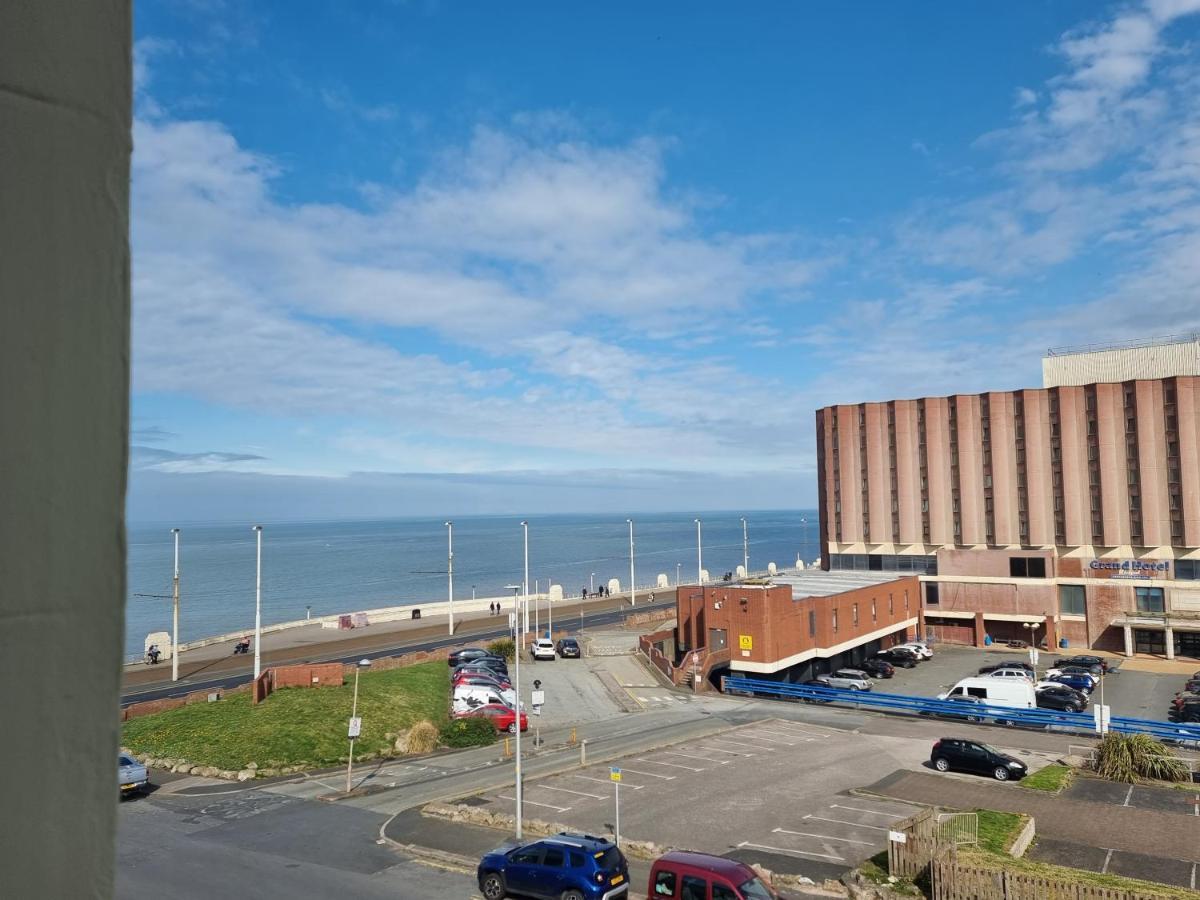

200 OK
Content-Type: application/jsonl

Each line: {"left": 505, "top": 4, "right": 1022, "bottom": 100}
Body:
{"left": 504, "top": 737, "right": 512, "bottom": 758}
{"left": 569, "top": 727, "right": 577, "bottom": 746}
{"left": 580, "top": 739, "right": 587, "bottom": 767}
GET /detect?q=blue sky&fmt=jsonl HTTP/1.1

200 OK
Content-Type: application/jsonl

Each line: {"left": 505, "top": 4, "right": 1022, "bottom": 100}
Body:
{"left": 129, "top": 0, "right": 1200, "bottom": 521}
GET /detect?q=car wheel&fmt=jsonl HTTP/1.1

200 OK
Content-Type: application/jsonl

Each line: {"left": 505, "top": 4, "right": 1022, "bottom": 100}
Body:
{"left": 933, "top": 757, "right": 950, "bottom": 772}
{"left": 507, "top": 722, "right": 518, "bottom": 734}
{"left": 561, "top": 890, "right": 585, "bottom": 900}
{"left": 993, "top": 766, "right": 1011, "bottom": 781}
{"left": 481, "top": 873, "right": 506, "bottom": 900}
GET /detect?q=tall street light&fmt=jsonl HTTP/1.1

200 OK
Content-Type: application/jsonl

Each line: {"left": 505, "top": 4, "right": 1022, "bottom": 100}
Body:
{"left": 741, "top": 516, "right": 749, "bottom": 576}
{"left": 590, "top": 572, "right": 595, "bottom": 595}
{"left": 344, "top": 658, "right": 371, "bottom": 792}
{"left": 506, "top": 583, "right": 524, "bottom": 839}
{"left": 676, "top": 563, "right": 681, "bottom": 587}
{"left": 445, "top": 521, "right": 455, "bottom": 636}
{"left": 171, "top": 528, "right": 181, "bottom": 683}
{"left": 695, "top": 518, "right": 703, "bottom": 584}
{"left": 252, "top": 525, "right": 263, "bottom": 680}
{"left": 521, "top": 521, "right": 530, "bottom": 638}
{"left": 627, "top": 518, "right": 636, "bottom": 608}
{"left": 800, "top": 516, "right": 808, "bottom": 569}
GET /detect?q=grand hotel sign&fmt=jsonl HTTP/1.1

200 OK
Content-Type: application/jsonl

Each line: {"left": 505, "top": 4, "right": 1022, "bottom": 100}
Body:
{"left": 1089, "top": 559, "right": 1170, "bottom": 580}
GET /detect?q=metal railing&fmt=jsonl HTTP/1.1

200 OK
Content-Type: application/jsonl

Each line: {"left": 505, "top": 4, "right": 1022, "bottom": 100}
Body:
{"left": 721, "top": 676, "right": 1200, "bottom": 745}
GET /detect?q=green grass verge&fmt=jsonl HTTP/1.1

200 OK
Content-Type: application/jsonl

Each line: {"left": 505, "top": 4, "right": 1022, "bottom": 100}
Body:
{"left": 974, "top": 809, "right": 1024, "bottom": 855}
{"left": 122, "top": 661, "right": 454, "bottom": 771}
{"left": 1019, "top": 763, "right": 1073, "bottom": 793}
{"left": 858, "top": 851, "right": 922, "bottom": 896}
{"left": 959, "top": 847, "right": 1198, "bottom": 900}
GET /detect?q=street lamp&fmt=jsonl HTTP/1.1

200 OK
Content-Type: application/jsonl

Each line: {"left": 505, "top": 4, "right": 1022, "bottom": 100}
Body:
{"left": 445, "top": 521, "right": 455, "bottom": 636}
{"left": 252, "top": 525, "right": 263, "bottom": 680}
{"left": 171, "top": 528, "right": 181, "bottom": 683}
{"left": 521, "top": 521, "right": 529, "bottom": 638}
{"left": 695, "top": 518, "right": 703, "bottom": 584}
{"left": 740, "top": 516, "right": 749, "bottom": 576}
{"left": 506, "top": 583, "right": 524, "bottom": 839}
{"left": 345, "top": 658, "right": 371, "bottom": 792}
{"left": 590, "top": 572, "right": 595, "bottom": 595}
{"left": 627, "top": 518, "right": 636, "bottom": 608}
{"left": 1022, "top": 621, "right": 1041, "bottom": 679}
{"left": 800, "top": 516, "right": 808, "bottom": 569}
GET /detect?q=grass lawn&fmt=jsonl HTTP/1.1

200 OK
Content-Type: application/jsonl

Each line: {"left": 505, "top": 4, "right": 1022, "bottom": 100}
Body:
{"left": 1019, "top": 763, "right": 1073, "bottom": 793}
{"left": 122, "top": 661, "right": 451, "bottom": 771}
{"left": 974, "top": 810, "right": 1024, "bottom": 854}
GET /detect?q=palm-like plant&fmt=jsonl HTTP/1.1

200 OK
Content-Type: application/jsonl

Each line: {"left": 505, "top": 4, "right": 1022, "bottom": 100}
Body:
{"left": 1092, "top": 732, "right": 1190, "bottom": 783}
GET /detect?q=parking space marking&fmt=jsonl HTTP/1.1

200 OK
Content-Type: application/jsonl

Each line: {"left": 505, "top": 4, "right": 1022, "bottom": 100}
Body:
{"left": 536, "top": 784, "right": 605, "bottom": 800}
{"left": 567, "top": 774, "right": 643, "bottom": 790}
{"left": 1102, "top": 848, "right": 1114, "bottom": 874}
{"left": 738, "top": 841, "right": 843, "bottom": 862}
{"left": 762, "top": 721, "right": 837, "bottom": 737}
{"left": 1123, "top": 786, "right": 1134, "bottom": 807}
{"left": 704, "top": 738, "right": 769, "bottom": 753}
{"left": 1191, "top": 862, "right": 1196, "bottom": 891}
{"left": 694, "top": 745, "right": 757, "bottom": 757}
{"left": 636, "top": 757, "right": 706, "bottom": 772}
{"left": 497, "top": 794, "right": 570, "bottom": 813}
{"left": 804, "top": 814, "right": 888, "bottom": 831}
{"left": 737, "top": 732, "right": 801, "bottom": 746}
{"left": 774, "top": 827, "right": 874, "bottom": 846}
{"left": 830, "top": 804, "right": 905, "bottom": 818}
{"left": 619, "top": 766, "right": 676, "bottom": 780}
{"left": 658, "top": 750, "right": 730, "bottom": 765}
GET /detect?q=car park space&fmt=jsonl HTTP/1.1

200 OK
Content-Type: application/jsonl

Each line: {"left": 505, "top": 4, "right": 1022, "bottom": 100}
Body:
{"left": 1062, "top": 776, "right": 1200, "bottom": 816}
{"left": 1027, "top": 837, "right": 1199, "bottom": 891}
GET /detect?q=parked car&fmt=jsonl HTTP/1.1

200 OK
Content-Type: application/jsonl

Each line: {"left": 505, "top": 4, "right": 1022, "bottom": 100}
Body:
{"left": 455, "top": 657, "right": 510, "bottom": 678}
{"left": 456, "top": 703, "right": 528, "bottom": 734}
{"left": 875, "top": 648, "right": 919, "bottom": 668}
{"left": 985, "top": 668, "right": 1035, "bottom": 682}
{"left": 1045, "top": 666, "right": 1097, "bottom": 686}
{"left": 1059, "top": 654, "right": 1109, "bottom": 673}
{"left": 1175, "top": 700, "right": 1200, "bottom": 723}
{"left": 453, "top": 671, "right": 513, "bottom": 691}
{"left": 801, "top": 679, "right": 836, "bottom": 702}
{"left": 921, "top": 695, "right": 984, "bottom": 722}
{"left": 448, "top": 647, "right": 493, "bottom": 668}
{"left": 894, "top": 641, "right": 934, "bottom": 659}
{"left": 119, "top": 754, "right": 149, "bottom": 798}
{"left": 1184, "top": 679, "right": 1200, "bottom": 694}
{"left": 648, "top": 850, "right": 778, "bottom": 899}
{"left": 477, "top": 832, "right": 629, "bottom": 900}
{"left": 820, "top": 669, "right": 872, "bottom": 691}
{"left": 978, "top": 661, "right": 1034, "bottom": 675}
{"left": 930, "top": 738, "right": 1028, "bottom": 781}
{"left": 859, "top": 658, "right": 895, "bottom": 678}
{"left": 1046, "top": 673, "right": 1095, "bottom": 694}
{"left": 556, "top": 637, "right": 581, "bottom": 659}
{"left": 938, "top": 677, "right": 1036, "bottom": 709}
{"left": 531, "top": 638, "right": 557, "bottom": 661}
{"left": 453, "top": 683, "right": 518, "bottom": 712}
{"left": 1036, "top": 686, "right": 1087, "bottom": 712}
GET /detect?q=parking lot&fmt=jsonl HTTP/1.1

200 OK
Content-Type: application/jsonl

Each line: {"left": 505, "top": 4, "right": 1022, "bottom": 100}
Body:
{"left": 464, "top": 718, "right": 1056, "bottom": 882}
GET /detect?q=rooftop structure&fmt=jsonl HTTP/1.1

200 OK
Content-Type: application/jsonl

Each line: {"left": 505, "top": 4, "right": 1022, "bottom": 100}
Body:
{"left": 1043, "top": 333, "right": 1200, "bottom": 388}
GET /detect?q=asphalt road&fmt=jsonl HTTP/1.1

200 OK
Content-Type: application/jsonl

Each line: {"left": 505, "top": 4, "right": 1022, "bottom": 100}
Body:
{"left": 121, "top": 598, "right": 674, "bottom": 705}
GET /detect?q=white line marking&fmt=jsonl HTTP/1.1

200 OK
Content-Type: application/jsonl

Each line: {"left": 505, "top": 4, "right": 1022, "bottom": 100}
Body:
{"left": 763, "top": 722, "right": 834, "bottom": 736}
{"left": 497, "top": 794, "right": 569, "bottom": 813}
{"left": 567, "top": 774, "right": 644, "bottom": 790}
{"left": 637, "top": 757, "right": 707, "bottom": 771}
{"left": 804, "top": 814, "right": 888, "bottom": 831}
{"left": 536, "top": 785, "right": 605, "bottom": 800}
{"left": 1190, "top": 862, "right": 1196, "bottom": 890}
{"left": 830, "top": 804, "right": 905, "bottom": 818}
{"left": 658, "top": 751, "right": 729, "bottom": 765}
{"left": 1102, "top": 848, "right": 1114, "bottom": 874}
{"left": 619, "top": 766, "right": 676, "bottom": 780}
{"left": 774, "top": 827, "right": 874, "bottom": 846}
{"left": 739, "top": 841, "right": 843, "bottom": 861}
{"left": 750, "top": 726, "right": 817, "bottom": 739}
{"left": 694, "top": 745, "right": 756, "bottom": 757}
{"left": 716, "top": 735, "right": 787, "bottom": 749}
{"left": 733, "top": 732, "right": 798, "bottom": 746}
{"left": 1123, "top": 786, "right": 1134, "bottom": 807}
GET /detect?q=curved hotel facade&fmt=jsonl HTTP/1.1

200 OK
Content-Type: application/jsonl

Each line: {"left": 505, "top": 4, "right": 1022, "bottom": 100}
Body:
{"left": 815, "top": 337, "right": 1200, "bottom": 659}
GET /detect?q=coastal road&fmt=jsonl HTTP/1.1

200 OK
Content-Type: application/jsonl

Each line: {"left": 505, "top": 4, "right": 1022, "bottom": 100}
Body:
{"left": 121, "top": 597, "right": 675, "bottom": 705}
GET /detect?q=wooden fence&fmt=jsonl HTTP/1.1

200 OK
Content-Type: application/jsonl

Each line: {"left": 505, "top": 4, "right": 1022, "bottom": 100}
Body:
{"left": 887, "top": 806, "right": 939, "bottom": 879}
{"left": 931, "top": 847, "right": 1171, "bottom": 900}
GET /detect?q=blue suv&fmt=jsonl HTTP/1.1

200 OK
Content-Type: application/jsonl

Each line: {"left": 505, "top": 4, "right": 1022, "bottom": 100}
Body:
{"left": 477, "top": 832, "right": 629, "bottom": 900}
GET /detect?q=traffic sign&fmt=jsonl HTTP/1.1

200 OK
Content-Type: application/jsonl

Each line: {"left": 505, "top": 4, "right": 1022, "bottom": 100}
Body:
{"left": 610, "top": 767, "right": 621, "bottom": 782}
{"left": 531, "top": 690, "right": 545, "bottom": 707}
{"left": 348, "top": 716, "right": 362, "bottom": 739}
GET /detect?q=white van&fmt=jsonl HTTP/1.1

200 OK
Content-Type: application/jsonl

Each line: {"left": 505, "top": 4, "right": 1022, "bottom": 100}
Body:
{"left": 452, "top": 684, "right": 516, "bottom": 713}
{"left": 937, "top": 677, "right": 1035, "bottom": 709}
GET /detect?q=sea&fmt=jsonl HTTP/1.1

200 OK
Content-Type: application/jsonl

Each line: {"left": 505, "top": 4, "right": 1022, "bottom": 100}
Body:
{"left": 125, "top": 509, "right": 818, "bottom": 660}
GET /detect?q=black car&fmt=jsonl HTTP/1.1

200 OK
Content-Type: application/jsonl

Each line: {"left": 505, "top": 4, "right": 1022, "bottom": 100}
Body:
{"left": 1036, "top": 686, "right": 1086, "bottom": 712}
{"left": 1186, "top": 679, "right": 1200, "bottom": 694}
{"left": 555, "top": 637, "right": 581, "bottom": 659}
{"left": 978, "top": 661, "right": 1034, "bottom": 675}
{"left": 454, "top": 656, "right": 509, "bottom": 678}
{"left": 1059, "top": 654, "right": 1109, "bottom": 673}
{"left": 875, "top": 648, "right": 918, "bottom": 668}
{"left": 1172, "top": 699, "right": 1200, "bottom": 723}
{"left": 859, "top": 658, "right": 895, "bottom": 678}
{"left": 448, "top": 647, "right": 493, "bottom": 668}
{"left": 930, "top": 738, "right": 1028, "bottom": 781}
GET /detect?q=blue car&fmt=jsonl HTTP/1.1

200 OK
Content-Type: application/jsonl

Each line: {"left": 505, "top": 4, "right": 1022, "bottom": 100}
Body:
{"left": 1048, "top": 673, "right": 1094, "bottom": 694}
{"left": 478, "top": 832, "right": 629, "bottom": 900}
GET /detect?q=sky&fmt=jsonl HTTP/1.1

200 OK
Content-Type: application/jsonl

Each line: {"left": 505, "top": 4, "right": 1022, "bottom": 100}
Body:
{"left": 129, "top": 0, "right": 1200, "bottom": 522}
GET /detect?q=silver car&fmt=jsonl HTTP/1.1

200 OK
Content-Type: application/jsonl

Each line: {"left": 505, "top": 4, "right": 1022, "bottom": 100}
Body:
{"left": 819, "top": 669, "right": 873, "bottom": 691}
{"left": 119, "top": 754, "right": 149, "bottom": 798}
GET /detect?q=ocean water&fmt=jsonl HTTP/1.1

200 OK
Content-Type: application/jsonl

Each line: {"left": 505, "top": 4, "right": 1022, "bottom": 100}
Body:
{"left": 125, "top": 509, "right": 818, "bottom": 659}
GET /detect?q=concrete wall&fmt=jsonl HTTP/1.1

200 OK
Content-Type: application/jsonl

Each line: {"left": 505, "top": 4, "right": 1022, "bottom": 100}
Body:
{"left": 1043, "top": 338, "right": 1200, "bottom": 387}
{"left": 0, "top": 2, "right": 131, "bottom": 894}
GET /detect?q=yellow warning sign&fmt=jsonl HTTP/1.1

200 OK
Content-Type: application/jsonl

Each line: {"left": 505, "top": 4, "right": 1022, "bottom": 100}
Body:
{"left": 739, "top": 634, "right": 753, "bottom": 651}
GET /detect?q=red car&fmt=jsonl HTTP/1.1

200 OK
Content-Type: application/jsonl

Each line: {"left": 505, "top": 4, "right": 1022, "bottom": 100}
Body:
{"left": 452, "top": 671, "right": 513, "bottom": 691}
{"left": 456, "top": 703, "right": 528, "bottom": 733}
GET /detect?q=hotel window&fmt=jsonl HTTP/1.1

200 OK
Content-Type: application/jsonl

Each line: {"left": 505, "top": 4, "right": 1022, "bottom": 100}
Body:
{"left": 925, "top": 584, "right": 939, "bottom": 606}
{"left": 808, "top": 609, "right": 816, "bottom": 637}
{"left": 1059, "top": 585, "right": 1086, "bottom": 616}
{"left": 1176, "top": 560, "right": 1200, "bottom": 581}
{"left": 1009, "top": 557, "right": 1047, "bottom": 578}
{"left": 1135, "top": 587, "right": 1165, "bottom": 614}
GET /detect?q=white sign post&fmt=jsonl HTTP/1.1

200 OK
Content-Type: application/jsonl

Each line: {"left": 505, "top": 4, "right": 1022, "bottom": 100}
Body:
{"left": 347, "top": 716, "right": 362, "bottom": 739}
{"left": 610, "top": 767, "right": 622, "bottom": 846}
{"left": 1093, "top": 704, "right": 1111, "bottom": 735}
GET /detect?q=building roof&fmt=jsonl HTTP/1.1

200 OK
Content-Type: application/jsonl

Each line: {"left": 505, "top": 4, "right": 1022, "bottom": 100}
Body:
{"left": 766, "top": 569, "right": 907, "bottom": 600}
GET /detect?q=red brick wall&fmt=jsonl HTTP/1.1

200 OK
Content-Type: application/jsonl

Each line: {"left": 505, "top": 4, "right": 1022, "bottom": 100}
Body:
{"left": 273, "top": 663, "right": 345, "bottom": 689}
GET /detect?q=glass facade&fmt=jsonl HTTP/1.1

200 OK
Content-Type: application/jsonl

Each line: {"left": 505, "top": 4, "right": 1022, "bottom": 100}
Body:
{"left": 828, "top": 553, "right": 937, "bottom": 574}
{"left": 1059, "top": 584, "right": 1086, "bottom": 616}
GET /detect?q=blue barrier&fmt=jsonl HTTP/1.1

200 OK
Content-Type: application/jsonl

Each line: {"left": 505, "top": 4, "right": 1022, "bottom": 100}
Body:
{"left": 721, "top": 676, "right": 1200, "bottom": 746}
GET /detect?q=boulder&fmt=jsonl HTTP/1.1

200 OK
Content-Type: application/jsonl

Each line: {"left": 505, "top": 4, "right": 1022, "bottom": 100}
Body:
{"left": 189, "top": 766, "right": 204, "bottom": 776}
{"left": 245, "top": 762, "right": 258, "bottom": 770}
{"left": 200, "top": 766, "right": 220, "bottom": 778}
{"left": 236, "top": 769, "right": 256, "bottom": 782}
{"left": 259, "top": 768, "right": 279, "bottom": 778}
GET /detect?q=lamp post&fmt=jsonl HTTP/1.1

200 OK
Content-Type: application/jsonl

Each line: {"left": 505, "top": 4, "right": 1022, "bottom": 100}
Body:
{"left": 506, "top": 583, "right": 524, "bottom": 839}
{"left": 445, "top": 521, "right": 454, "bottom": 636}
{"left": 521, "top": 521, "right": 529, "bottom": 638}
{"left": 252, "top": 525, "right": 263, "bottom": 680}
{"left": 800, "top": 516, "right": 808, "bottom": 569}
{"left": 695, "top": 518, "right": 703, "bottom": 584}
{"left": 345, "top": 658, "right": 371, "bottom": 792}
{"left": 1022, "top": 621, "right": 1041, "bottom": 680}
{"left": 740, "top": 516, "right": 749, "bottom": 576}
{"left": 590, "top": 572, "right": 595, "bottom": 595}
{"left": 171, "top": 528, "right": 181, "bottom": 683}
{"left": 627, "top": 519, "right": 636, "bottom": 608}
{"left": 676, "top": 562, "right": 681, "bottom": 587}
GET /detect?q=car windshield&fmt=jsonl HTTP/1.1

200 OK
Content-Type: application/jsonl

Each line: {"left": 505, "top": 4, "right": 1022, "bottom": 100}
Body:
{"left": 739, "top": 876, "right": 777, "bottom": 899}
{"left": 593, "top": 847, "right": 622, "bottom": 870}
{"left": 561, "top": 639, "right": 577, "bottom": 646}
{"left": 978, "top": 743, "right": 1002, "bottom": 755}
{"left": 119, "top": 755, "right": 135, "bottom": 766}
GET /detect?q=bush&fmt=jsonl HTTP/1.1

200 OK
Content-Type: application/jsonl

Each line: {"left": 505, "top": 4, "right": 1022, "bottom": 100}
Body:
{"left": 439, "top": 717, "right": 499, "bottom": 748}
{"left": 487, "top": 638, "right": 515, "bottom": 662}
{"left": 403, "top": 720, "right": 439, "bottom": 755}
{"left": 1093, "top": 732, "right": 1190, "bottom": 784}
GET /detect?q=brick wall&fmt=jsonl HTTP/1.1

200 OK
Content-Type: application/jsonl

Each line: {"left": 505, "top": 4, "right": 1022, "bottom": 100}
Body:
{"left": 272, "top": 663, "right": 344, "bottom": 689}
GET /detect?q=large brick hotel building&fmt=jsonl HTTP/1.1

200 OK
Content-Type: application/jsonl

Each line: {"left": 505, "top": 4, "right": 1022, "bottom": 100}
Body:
{"left": 815, "top": 336, "right": 1200, "bottom": 660}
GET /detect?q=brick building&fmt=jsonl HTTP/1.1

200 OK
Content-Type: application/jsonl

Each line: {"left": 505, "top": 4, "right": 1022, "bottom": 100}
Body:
{"left": 814, "top": 339, "right": 1200, "bottom": 660}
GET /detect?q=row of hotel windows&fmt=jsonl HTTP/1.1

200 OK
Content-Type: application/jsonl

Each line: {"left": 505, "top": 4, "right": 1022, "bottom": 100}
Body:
{"left": 828, "top": 553, "right": 938, "bottom": 574}
{"left": 808, "top": 590, "right": 912, "bottom": 635}
{"left": 926, "top": 582, "right": 1167, "bottom": 615}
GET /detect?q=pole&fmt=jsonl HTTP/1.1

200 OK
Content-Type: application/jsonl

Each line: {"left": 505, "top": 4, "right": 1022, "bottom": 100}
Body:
{"left": 548, "top": 580, "right": 553, "bottom": 638}
{"left": 801, "top": 516, "right": 808, "bottom": 568}
{"left": 345, "top": 665, "right": 361, "bottom": 792}
{"left": 590, "top": 572, "right": 595, "bottom": 594}
{"left": 627, "top": 519, "right": 636, "bottom": 608}
{"left": 512, "top": 585, "right": 523, "bottom": 839}
{"left": 253, "top": 525, "right": 263, "bottom": 680}
{"left": 445, "top": 521, "right": 454, "bottom": 636}
{"left": 171, "top": 528, "right": 180, "bottom": 683}
{"left": 695, "top": 518, "right": 703, "bottom": 584}
{"left": 741, "top": 517, "right": 749, "bottom": 575}
{"left": 614, "top": 778, "right": 620, "bottom": 847}
{"left": 522, "top": 521, "right": 530, "bottom": 638}
{"left": 676, "top": 563, "right": 681, "bottom": 587}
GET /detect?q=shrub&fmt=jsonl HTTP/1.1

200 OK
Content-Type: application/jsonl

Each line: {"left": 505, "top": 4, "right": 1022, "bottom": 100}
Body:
{"left": 487, "top": 638, "right": 515, "bottom": 662}
{"left": 404, "top": 720, "right": 439, "bottom": 755}
{"left": 1093, "top": 732, "right": 1189, "bottom": 784}
{"left": 439, "top": 717, "right": 499, "bottom": 748}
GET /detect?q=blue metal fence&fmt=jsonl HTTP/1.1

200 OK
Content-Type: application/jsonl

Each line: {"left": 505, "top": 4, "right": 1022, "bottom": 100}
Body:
{"left": 721, "top": 676, "right": 1200, "bottom": 746}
